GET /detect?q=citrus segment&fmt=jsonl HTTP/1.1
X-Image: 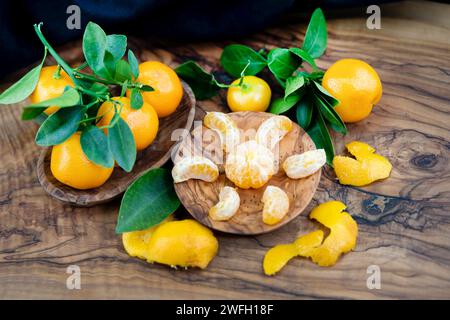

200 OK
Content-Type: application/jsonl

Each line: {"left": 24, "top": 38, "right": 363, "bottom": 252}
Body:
{"left": 172, "top": 156, "right": 219, "bottom": 183}
{"left": 209, "top": 186, "right": 240, "bottom": 221}
{"left": 255, "top": 115, "right": 292, "bottom": 149}
{"left": 262, "top": 186, "right": 290, "bottom": 225}
{"left": 203, "top": 112, "right": 240, "bottom": 152}
{"left": 282, "top": 149, "right": 326, "bottom": 179}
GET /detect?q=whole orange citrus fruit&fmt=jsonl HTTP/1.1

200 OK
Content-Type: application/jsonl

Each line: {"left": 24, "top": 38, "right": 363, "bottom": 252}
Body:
{"left": 97, "top": 96, "right": 159, "bottom": 151}
{"left": 322, "top": 59, "right": 382, "bottom": 123}
{"left": 227, "top": 76, "right": 271, "bottom": 112}
{"left": 51, "top": 132, "right": 114, "bottom": 189}
{"left": 127, "top": 61, "right": 183, "bottom": 118}
{"left": 30, "top": 65, "right": 74, "bottom": 115}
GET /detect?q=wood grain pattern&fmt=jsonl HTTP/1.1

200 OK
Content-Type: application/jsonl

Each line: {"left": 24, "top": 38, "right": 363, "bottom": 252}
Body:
{"left": 0, "top": 1, "right": 449, "bottom": 299}
{"left": 36, "top": 81, "right": 196, "bottom": 206}
{"left": 174, "top": 112, "right": 321, "bottom": 235}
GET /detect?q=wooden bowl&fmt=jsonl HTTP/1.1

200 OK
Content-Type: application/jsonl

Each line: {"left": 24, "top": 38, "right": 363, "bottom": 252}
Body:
{"left": 37, "top": 81, "right": 196, "bottom": 206}
{"left": 173, "top": 111, "right": 321, "bottom": 235}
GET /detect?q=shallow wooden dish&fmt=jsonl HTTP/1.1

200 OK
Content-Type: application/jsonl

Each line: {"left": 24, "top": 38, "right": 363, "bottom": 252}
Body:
{"left": 173, "top": 111, "right": 321, "bottom": 235}
{"left": 37, "top": 81, "right": 196, "bottom": 207}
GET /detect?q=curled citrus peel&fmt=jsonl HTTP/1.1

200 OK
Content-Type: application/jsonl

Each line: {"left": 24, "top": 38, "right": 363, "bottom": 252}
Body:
{"left": 263, "top": 230, "right": 324, "bottom": 276}
{"left": 123, "top": 219, "right": 218, "bottom": 269}
{"left": 256, "top": 115, "right": 292, "bottom": 149}
{"left": 172, "top": 156, "right": 219, "bottom": 183}
{"left": 203, "top": 112, "right": 240, "bottom": 152}
{"left": 333, "top": 141, "right": 392, "bottom": 186}
{"left": 283, "top": 149, "right": 326, "bottom": 179}
{"left": 209, "top": 186, "right": 240, "bottom": 221}
{"left": 262, "top": 200, "right": 358, "bottom": 275}
{"left": 225, "top": 140, "right": 276, "bottom": 189}
{"left": 262, "top": 186, "right": 290, "bottom": 225}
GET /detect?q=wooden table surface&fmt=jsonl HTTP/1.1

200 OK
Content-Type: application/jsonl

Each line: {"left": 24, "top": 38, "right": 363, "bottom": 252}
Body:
{"left": 1, "top": 1, "right": 449, "bottom": 299}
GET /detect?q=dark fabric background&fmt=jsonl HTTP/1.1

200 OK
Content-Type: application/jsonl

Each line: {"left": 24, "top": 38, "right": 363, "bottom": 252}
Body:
{"left": 0, "top": 0, "right": 385, "bottom": 79}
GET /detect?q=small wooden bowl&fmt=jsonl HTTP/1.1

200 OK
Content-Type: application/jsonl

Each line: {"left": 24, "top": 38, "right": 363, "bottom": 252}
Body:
{"left": 37, "top": 81, "right": 196, "bottom": 207}
{"left": 173, "top": 111, "right": 321, "bottom": 235}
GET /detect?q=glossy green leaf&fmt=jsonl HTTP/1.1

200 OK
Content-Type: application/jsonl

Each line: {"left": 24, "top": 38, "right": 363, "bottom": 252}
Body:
{"left": 35, "top": 106, "right": 84, "bottom": 146}
{"left": 285, "top": 75, "right": 305, "bottom": 99}
{"left": 302, "top": 8, "right": 327, "bottom": 59}
{"left": 80, "top": 125, "right": 114, "bottom": 168}
{"left": 83, "top": 22, "right": 110, "bottom": 77}
{"left": 140, "top": 85, "right": 154, "bottom": 92}
{"left": 296, "top": 95, "right": 313, "bottom": 130}
{"left": 108, "top": 117, "right": 136, "bottom": 172}
{"left": 307, "top": 111, "right": 334, "bottom": 165}
{"left": 269, "top": 94, "right": 301, "bottom": 114}
{"left": 128, "top": 50, "right": 139, "bottom": 78}
{"left": 130, "top": 88, "right": 143, "bottom": 109}
{"left": 220, "top": 44, "right": 267, "bottom": 78}
{"left": 114, "top": 60, "right": 133, "bottom": 82}
{"left": 116, "top": 168, "right": 180, "bottom": 233}
{"left": 106, "top": 34, "right": 127, "bottom": 61}
{"left": 267, "top": 48, "right": 301, "bottom": 80}
{"left": 313, "top": 94, "right": 347, "bottom": 135}
{"left": 175, "top": 60, "right": 219, "bottom": 100}
{"left": 289, "top": 47, "right": 317, "bottom": 69}
{"left": 22, "top": 87, "right": 80, "bottom": 120}
{"left": 312, "top": 81, "right": 339, "bottom": 106}
{"left": 0, "top": 49, "right": 47, "bottom": 104}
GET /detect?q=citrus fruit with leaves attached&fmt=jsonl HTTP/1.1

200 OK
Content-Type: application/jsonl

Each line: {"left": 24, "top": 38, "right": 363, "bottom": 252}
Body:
{"left": 127, "top": 61, "right": 183, "bottom": 118}
{"left": 51, "top": 132, "right": 114, "bottom": 189}
{"left": 322, "top": 59, "right": 382, "bottom": 123}
{"left": 227, "top": 76, "right": 271, "bottom": 112}
{"left": 30, "top": 65, "right": 74, "bottom": 115}
{"left": 97, "top": 96, "right": 159, "bottom": 151}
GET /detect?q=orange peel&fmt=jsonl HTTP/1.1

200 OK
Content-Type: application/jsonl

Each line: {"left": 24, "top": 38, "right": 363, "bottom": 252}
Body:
{"left": 333, "top": 141, "right": 392, "bottom": 186}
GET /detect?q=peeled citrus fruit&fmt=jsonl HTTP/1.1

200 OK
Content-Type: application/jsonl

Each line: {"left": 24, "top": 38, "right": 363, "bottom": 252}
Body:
{"left": 263, "top": 230, "right": 324, "bottom": 276}
{"left": 282, "top": 149, "right": 326, "bottom": 179}
{"left": 146, "top": 219, "right": 219, "bottom": 269}
{"left": 262, "top": 186, "right": 290, "bottom": 225}
{"left": 322, "top": 58, "right": 382, "bottom": 123}
{"left": 203, "top": 112, "right": 240, "bottom": 152}
{"left": 172, "top": 156, "right": 219, "bottom": 183}
{"left": 122, "top": 216, "right": 174, "bottom": 260}
{"left": 255, "top": 115, "right": 292, "bottom": 149}
{"left": 225, "top": 140, "right": 275, "bottom": 189}
{"left": 51, "top": 132, "right": 113, "bottom": 189}
{"left": 333, "top": 141, "right": 392, "bottom": 186}
{"left": 304, "top": 201, "right": 358, "bottom": 267}
{"left": 209, "top": 186, "right": 240, "bottom": 221}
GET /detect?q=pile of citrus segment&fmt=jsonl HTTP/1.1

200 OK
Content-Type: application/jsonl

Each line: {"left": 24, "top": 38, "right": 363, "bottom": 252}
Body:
{"left": 172, "top": 111, "right": 327, "bottom": 226}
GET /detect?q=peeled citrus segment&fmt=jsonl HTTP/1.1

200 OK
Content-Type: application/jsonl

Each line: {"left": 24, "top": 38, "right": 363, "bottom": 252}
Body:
{"left": 282, "top": 149, "right": 326, "bottom": 179}
{"left": 172, "top": 156, "right": 219, "bottom": 183}
{"left": 146, "top": 219, "right": 219, "bottom": 269}
{"left": 225, "top": 140, "right": 276, "bottom": 189}
{"left": 333, "top": 141, "right": 392, "bottom": 186}
{"left": 209, "top": 186, "right": 240, "bottom": 221}
{"left": 262, "top": 186, "right": 290, "bottom": 225}
{"left": 203, "top": 112, "right": 240, "bottom": 152}
{"left": 255, "top": 115, "right": 292, "bottom": 149}
{"left": 303, "top": 201, "right": 358, "bottom": 267}
{"left": 122, "top": 215, "right": 174, "bottom": 260}
{"left": 263, "top": 230, "right": 324, "bottom": 276}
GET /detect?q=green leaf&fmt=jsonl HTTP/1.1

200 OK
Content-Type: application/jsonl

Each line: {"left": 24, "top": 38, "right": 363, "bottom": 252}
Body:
{"left": 220, "top": 44, "right": 267, "bottom": 78}
{"left": 108, "top": 117, "right": 136, "bottom": 172}
{"left": 302, "top": 8, "right": 327, "bottom": 59}
{"left": 269, "top": 94, "right": 301, "bottom": 114}
{"left": 80, "top": 125, "right": 114, "bottom": 168}
{"left": 130, "top": 88, "right": 143, "bottom": 109}
{"left": 106, "top": 34, "right": 127, "bottom": 61}
{"left": 128, "top": 50, "right": 139, "bottom": 78}
{"left": 312, "top": 81, "right": 339, "bottom": 106}
{"left": 114, "top": 60, "right": 133, "bottom": 82}
{"left": 267, "top": 48, "right": 301, "bottom": 80}
{"left": 83, "top": 22, "right": 110, "bottom": 77}
{"left": 296, "top": 95, "right": 313, "bottom": 129}
{"left": 313, "top": 94, "right": 347, "bottom": 135}
{"left": 22, "top": 87, "right": 80, "bottom": 120}
{"left": 140, "top": 85, "right": 154, "bottom": 92}
{"left": 289, "top": 47, "right": 317, "bottom": 69}
{"left": 307, "top": 111, "right": 334, "bottom": 165}
{"left": 285, "top": 75, "right": 305, "bottom": 99}
{"left": 35, "top": 106, "right": 84, "bottom": 146}
{"left": 175, "top": 60, "right": 219, "bottom": 100}
{"left": 0, "top": 49, "right": 47, "bottom": 104}
{"left": 116, "top": 168, "right": 180, "bottom": 233}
